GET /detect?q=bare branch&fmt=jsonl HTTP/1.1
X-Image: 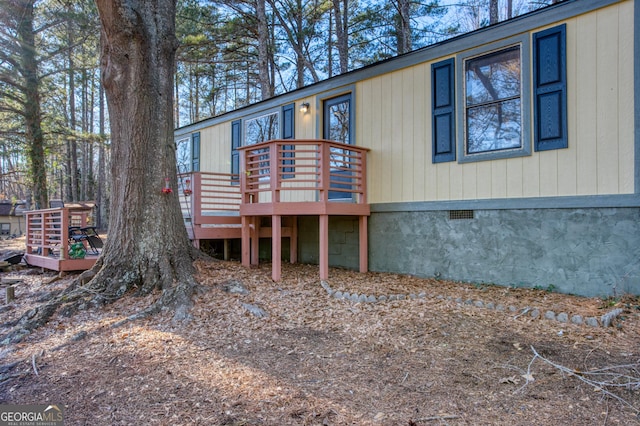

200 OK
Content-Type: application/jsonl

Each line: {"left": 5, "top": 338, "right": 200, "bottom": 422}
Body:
{"left": 523, "top": 346, "right": 640, "bottom": 414}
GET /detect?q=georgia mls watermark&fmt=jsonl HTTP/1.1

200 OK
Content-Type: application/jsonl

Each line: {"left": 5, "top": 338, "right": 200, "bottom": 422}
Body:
{"left": 0, "top": 405, "right": 64, "bottom": 426}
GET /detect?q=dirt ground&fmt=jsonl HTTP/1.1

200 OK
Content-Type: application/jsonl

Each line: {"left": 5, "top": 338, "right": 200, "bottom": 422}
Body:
{"left": 0, "top": 237, "right": 639, "bottom": 425}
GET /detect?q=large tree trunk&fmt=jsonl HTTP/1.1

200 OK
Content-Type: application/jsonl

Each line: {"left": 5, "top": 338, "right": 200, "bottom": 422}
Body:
{"left": 67, "top": 10, "right": 79, "bottom": 202}
{"left": 17, "top": 0, "right": 48, "bottom": 210}
{"left": 96, "top": 75, "right": 107, "bottom": 230}
{"left": 2, "top": 0, "right": 197, "bottom": 344}
{"left": 91, "top": 0, "right": 197, "bottom": 319}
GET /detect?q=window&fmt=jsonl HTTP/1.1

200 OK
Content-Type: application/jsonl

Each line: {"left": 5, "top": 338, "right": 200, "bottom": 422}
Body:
{"left": 0, "top": 223, "right": 9, "bottom": 236}
{"left": 232, "top": 105, "right": 295, "bottom": 178}
{"left": 323, "top": 93, "right": 352, "bottom": 145}
{"left": 465, "top": 46, "right": 521, "bottom": 154}
{"left": 456, "top": 34, "right": 531, "bottom": 163}
{"left": 176, "top": 137, "right": 191, "bottom": 173}
{"left": 175, "top": 132, "right": 200, "bottom": 173}
{"left": 323, "top": 93, "right": 354, "bottom": 200}
{"left": 244, "top": 111, "right": 279, "bottom": 177}
{"left": 244, "top": 111, "right": 279, "bottom": 146}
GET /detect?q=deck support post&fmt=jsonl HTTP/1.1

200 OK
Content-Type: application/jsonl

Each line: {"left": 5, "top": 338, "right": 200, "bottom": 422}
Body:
{"left": 319, "top": 214, "right": 329, "bottom": 281}
{"left": 359, "top": 215, "right": 368, "bottom": 273}
{"left": 241, "top": 216, "right": 250, "bottom": 267}
{"left": 272, "top": 215, "right": 281, "bottom": 281}
{"left": 290, "top": 216, "right": 297, "bottom": 264}
{"left": 223, "top": 239, "right": 230, "bottom": 261}
{"left": 251, "top": 217, "right": 260, "bottom": 266}
{"left": 5, "top": 286, "right": 15, "bottom": 303}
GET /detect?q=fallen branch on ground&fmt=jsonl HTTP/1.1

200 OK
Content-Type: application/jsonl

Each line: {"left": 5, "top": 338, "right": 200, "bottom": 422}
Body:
{"left": 521, "top": 346, "right": 639, "bottom": 414}
{"left": 31, "top": 353, "right": 39, "bottom": 376}
{"left": 413, "top": 415, "right": 461, "bottom": 422}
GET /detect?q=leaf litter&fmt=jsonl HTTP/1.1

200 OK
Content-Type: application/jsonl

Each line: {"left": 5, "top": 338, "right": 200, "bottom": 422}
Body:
{"left": 0, "top": 252, "right": 638, "bottom": 425}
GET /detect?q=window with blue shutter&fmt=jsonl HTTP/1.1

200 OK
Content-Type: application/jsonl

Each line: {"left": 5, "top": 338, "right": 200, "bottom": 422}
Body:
{"left": 533, "top": 24, "right": 567, "bottom": 151}
{"left": 282, "top": 103, "right": 295, "bottom": 179}
{"left": 231, "top": 120, "right": 241, "bottom": 180}
{"left": 456, "top": 33, "right": 531, "bottom": 163}
{"left": 191, "top": 132, "right": 200, "bottom": 172}
{"left": 175, "top": 137, "right": 190, "bottom": 173}
{"left": 431, "top": 58, "right": 456, "bottom": 163}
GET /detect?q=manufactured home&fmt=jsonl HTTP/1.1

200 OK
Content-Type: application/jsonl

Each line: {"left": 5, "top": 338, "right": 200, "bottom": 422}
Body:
{"left": 174, "top": 0, "right": 639, "bottom": 297}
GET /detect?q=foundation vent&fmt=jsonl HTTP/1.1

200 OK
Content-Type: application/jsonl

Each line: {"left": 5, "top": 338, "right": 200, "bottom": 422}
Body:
{"left": 449, "top": 210, "right": 474, "bottom": 220}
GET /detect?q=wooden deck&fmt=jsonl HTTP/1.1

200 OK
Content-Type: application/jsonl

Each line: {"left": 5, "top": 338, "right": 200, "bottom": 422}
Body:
{"left": 238, "top": 139, "right": 370, "bottom": 281}
{"left": 23, "top": 207, "right": 101, "bottom": 272}
{"left": 180, "top": 172, "right": 242, "bottom": 244}
{"left": 182, "top": 139, "right": 370, "bottom": 281}
{"left": 178, "top": 172, "right": 298, "bottom": 262}
{"left": 23, "top": 140, "right": 369, "bottom": 278}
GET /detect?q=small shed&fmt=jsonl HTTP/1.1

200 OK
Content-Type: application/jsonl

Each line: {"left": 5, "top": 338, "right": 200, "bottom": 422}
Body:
{"left": 0, "top": 201, "right": 26, "bottom": 238}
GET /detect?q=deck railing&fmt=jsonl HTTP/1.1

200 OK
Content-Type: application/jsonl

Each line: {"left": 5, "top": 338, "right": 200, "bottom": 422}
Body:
{"left": 25, "top": 207, "right": 92, "bottom": 259}
{"left": 238, "top": 139, "right": 369, "bottom": 206}
{"left": 178, "top": 172, "right": 241, "bottom": 226}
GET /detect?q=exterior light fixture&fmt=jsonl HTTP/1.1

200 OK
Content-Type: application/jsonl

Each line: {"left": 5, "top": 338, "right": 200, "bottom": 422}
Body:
{"left": 299, "top": 102, "right": 310, "bottom": 113}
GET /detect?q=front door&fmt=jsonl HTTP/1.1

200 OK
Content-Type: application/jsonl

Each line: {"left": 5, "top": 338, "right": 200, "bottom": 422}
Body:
{"left": 323, "top": 93, "right": 353, "bottom": 200}
{"left": 323, "top": 93, "right": 352, "bottom": 145}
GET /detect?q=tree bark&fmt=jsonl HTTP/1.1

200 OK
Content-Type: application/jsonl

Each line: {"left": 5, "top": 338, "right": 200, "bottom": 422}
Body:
{"left": 332, "top": 0, "right": 349, "bottom": 74}
{"left": 67, "top": 10, "right": 79, "bottom": 202}
{"left": 16, "top": 0, "right": 48, "bottom": 209}
{"left": 396, "top": 0, "right": 412, "bottom": 54}
{"left": 90, "top": 0, "right": 197, "bottom": 319}
{"left": 2, "top": 1, "right": 198, "bottom": 343}
{"left": 256, "top": 0, "right": 273, "bottom": 99}
{"left": 96, "top": 75, "right": 107, "bottom": 230}
{"left": 489, "top": 0, "right": 499, "bottom": 25}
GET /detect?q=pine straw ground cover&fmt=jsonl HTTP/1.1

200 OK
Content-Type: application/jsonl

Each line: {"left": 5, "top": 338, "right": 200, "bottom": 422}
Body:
{"left": 0, "top": 247, "right": 639, "bottom": 424}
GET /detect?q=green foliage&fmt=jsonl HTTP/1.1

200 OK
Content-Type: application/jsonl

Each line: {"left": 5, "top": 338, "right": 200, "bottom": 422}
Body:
{"left": 600, "top": 296, "right": 620, "bottom": 308}
{"left": 0, "top": 0, "right": 104, "bottom": 205}
{"left": 534, "top": 284, "right": 557, "bottom": 293}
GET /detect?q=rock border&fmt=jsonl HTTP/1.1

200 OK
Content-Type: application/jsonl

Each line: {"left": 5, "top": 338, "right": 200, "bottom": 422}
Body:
{"left": 320, "top": 281, "right": 625, "bottom": 329}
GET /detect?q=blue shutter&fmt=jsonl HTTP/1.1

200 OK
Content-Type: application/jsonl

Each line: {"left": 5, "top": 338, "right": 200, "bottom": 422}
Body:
{"left": 281, "top": 103, "right": 295, "bottom": 179}
{"left": 191, "top": 132, "right": 200, "bottom": 172}
{"left": 282, "top": 104, "right": 295, "bottom": 139}
{"left": 533, "top": 24, "right": 567, "bottom": 151}
{"left": 231, "top": 120, "right": 241, "bottom": 180}
{"left": 431, "top": 58, "right": 456, "bottom": 163}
